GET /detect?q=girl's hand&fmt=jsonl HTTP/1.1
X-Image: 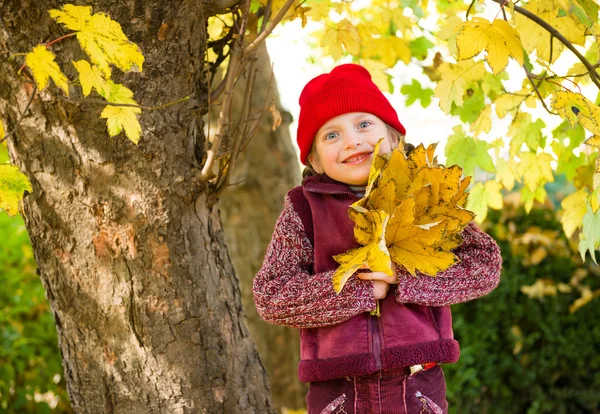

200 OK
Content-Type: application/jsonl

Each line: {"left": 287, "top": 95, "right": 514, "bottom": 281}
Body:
{"left": 372, "top": 280, "right": 390, "bottom": 299}
{"left": 356, "top": 270, "right": 398, "bottom": 285}
{"left": 357, "top": 269, "right": 398, "bottom": 300}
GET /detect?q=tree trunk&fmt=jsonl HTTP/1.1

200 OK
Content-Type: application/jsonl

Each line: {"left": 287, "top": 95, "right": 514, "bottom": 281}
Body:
{"left": 218, "top": 44, "right": 307, "bottom": 410}
{"left": 0, "top": 1, "right": 274, "bottom": 412}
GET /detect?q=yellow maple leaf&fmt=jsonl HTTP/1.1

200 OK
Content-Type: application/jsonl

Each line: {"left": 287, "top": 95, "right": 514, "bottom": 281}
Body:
{"left": 471, "top": 104, "right": 493, "bottom": 136}
{"left": 552, "top": 91, "right": 600, "bottom": 136}
{"left": 322, "top": 18, "right": 360, "bottom": 61}
{"left": 0, "top": 164, "right": 32, "bottom": 216}
{"left": 584, "top": 135, "right": 600, "bottom": 173}
{"left": 72, "top": 60, "right": 105, "bottom": 97}
{"left": 386, "top": 197, "right": 459, "bottom": 276}
{"left": 456, "top": 17, "right": 523, "bottom": 75}
{"left": 495, "top": 158, "right": 519, "bottom": 191}
{"left": 434, "top": 61, "right": 486, "bottom": 113}
{"left": 438, "top": 15, "right": 463, "bottom": 57}
{"left": 332, "top": 207, "right": 393, "bottom": 293}
{"left": 334, "top": 143, "right": 473, "bottom": 292}
{"left": 561, "top": 189, "right": 588, "bottom": 238}
{"left": 49, "top": 4, "right": 144, "bottom": 76}
{"left": 25, "top": 45, "right": 69, "bottom": 95}
{"left": 100, "top": 105, "right": 141, "bottom": 144}
{"left": 494, "top": 92, "right": 531, "bottom": 119}
{"left": 515, "top": 3, "right": 586, "bottom": 63}
{"left": 466, "top": 181, "right": 503, "bottom": 223}
{"left": 517, "top": 152, "right": 555, "bottom": 193}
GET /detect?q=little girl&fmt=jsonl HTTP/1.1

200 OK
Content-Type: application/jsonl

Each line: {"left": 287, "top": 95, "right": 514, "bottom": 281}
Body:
{"left": 253, "top": 64, "right": 502, "bottom": 414}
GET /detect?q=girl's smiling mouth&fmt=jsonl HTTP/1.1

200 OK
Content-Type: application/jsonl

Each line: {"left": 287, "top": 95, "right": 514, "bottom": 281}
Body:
{"left": 343, "top": 152, "right": 372, "bottom": 164}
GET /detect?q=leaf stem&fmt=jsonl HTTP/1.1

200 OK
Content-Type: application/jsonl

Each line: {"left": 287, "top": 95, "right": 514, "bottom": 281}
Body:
{"left": 44, "top": 32, "right": 77, "bottom": 48}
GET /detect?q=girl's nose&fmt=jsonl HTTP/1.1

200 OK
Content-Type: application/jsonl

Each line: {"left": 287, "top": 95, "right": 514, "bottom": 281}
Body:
{"left": 344, "top": 131, "right": 363, "bottom": 149}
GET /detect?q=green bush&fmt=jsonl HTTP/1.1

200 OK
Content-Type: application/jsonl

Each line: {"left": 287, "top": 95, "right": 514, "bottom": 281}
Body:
{"left": 446, "top": 202, "right": 600, "bottom": 414}
{"left": 0, "top": 212, "right": 71, "bottom": 413}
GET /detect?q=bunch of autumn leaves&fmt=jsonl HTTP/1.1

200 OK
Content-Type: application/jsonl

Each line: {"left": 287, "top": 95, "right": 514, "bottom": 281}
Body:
{"left": 332, "top": 140, "right": 475, "bottom": 294}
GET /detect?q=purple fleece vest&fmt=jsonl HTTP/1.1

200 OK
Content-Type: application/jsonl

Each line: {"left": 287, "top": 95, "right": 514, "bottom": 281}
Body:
{"left": 289, "top": 175, "right": 460, "bottom": 383}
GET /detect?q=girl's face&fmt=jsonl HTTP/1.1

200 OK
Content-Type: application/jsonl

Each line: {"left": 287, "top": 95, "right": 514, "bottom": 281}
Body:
{"left": 308, "top": 112, "right": 398, "bottom": 186}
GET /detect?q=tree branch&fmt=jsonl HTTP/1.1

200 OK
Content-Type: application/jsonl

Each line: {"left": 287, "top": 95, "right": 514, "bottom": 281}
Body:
{"left": 244, "top": 0, "right": 295, "bottom": 55}
{"left": 57, "top": 95, "right": 190, "bottom": 111}
{"left": 490, "top": 0, "right": 600, "bottom": 90}
{"left": 200, "top": 0, "right": 250, "bottom": 181}
{"left": 524, "top": 66, "right": 558, "bottom": 115}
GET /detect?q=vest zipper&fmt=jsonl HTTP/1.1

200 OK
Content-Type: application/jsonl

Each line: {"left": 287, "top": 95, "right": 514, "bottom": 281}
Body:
{"left": 372, "top": 314, "right": 382, "bottom": 370}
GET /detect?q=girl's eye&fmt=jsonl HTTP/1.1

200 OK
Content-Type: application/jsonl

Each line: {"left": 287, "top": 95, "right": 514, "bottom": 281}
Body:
{"left": 358, "top": 121, "right": 372, "bottom": 129}
{"left": 325, "top": 132, "right": 338, "bottom": 140}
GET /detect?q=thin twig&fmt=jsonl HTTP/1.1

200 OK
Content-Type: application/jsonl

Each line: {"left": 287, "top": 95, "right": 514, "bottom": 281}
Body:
{"left": 524, "top": 66, "right": 558, "bottom": 115}
{"left": 217, "top": 56, "right": 258, "bottom": 194}
{"left": 201, "top": 1, "right": 250, "bottom": 181}
{"left": 57, "top": 95, "right": 190, "bottom": 111}
{"left": 466, "top": 0, "right": 476, "bottom": 20}
{"left": 244, "top": 0, "right": 295, "bottom": 55}
{"left": 490, "top": 0, "right": 600, "bottom": 90}
{"left": 1, "top": 84, "right": 37, "bottom": 144}
{"left": 261, "top": 0, "right": 273, "bottom": 32}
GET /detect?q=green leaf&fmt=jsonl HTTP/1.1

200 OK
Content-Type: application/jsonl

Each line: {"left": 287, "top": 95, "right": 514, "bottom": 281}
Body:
{"left": 445, "top": 126, "right": 495, "bottom": 177}
{"left": 508, "top": 113, "right": 546, "bottom": 155}
{"left": 0, "top": 164, "right": 32, "bottom": 216}
{"left": 579, "top": 201, "right": 600, "bottom": 263}
{"left": 401, "top": 80, "right": 434, "bottom": 107}
{"left": 451, "top": 85, "right": 485, "bottom": 123}
{"left": 521, "top": 185, "right": 547, "bottom": 213}
{"left": 466, "top": 181, "right": 503, "bottom": 223}
{"left": 409, "top": 36, "right": 434, "bottom": 60}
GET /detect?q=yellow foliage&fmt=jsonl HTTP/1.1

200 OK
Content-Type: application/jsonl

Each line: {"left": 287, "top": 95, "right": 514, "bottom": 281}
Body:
{"left": 49, "top": 4, "right": 144, "bottom": 76}
{"left": 552, "top": 91, "right": 600, "bottom": 136}
{"left": 561, "top": 189, "right": 588, "bottom": 237}
{"left": 25, "top": 45, "right": 70, "bottom": 95}
{"left": 434, "top": 61, "right": 486, "bottom": 113}
{"left": 72, "top": 60, "right": 105, "bottom": 97}
{"left": 332, "top": 141, "right": 474, "bottom": 292}
{"left": 515, "top": 2, "right": 586, "bottom": 63}
{"left": 517, "top": 152, "right": 555, "bottom": 193}
{"left": 521, "top": 279, "right": 557, "bottom": 299}
{"left": 332, "top": 207, "right": 393, "bottom": 294}
{"left": 100, "top": 105, "right": 142, "bottom": 144}
{"left": 322, "top": 19, "right": 360, "bottom": 61}
{"left": 456, "top": 17, "right": 524, "bottom": 75}
{"left": 0, "top": 164, "right": 32, "bottom": 216}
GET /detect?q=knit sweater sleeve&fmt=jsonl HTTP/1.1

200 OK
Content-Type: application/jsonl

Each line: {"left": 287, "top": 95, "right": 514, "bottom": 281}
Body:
{"left": 394, "top": 222, "right": 502, "bottom": 307}
{"left": 253, "top": 196, "right": 376, "bottom": 329}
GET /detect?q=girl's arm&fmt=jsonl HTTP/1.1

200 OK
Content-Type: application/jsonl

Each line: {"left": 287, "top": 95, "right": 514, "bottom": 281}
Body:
{"left": 253, "top": 197, "right": 376, "bottom": 329}
{"left": 394, "top": 222, "right": 502, "bottom": 307}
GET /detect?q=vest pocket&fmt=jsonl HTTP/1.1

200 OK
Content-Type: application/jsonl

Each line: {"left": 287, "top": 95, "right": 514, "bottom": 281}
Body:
{"left": 415, "top": 391, "right": 444, "bottom": 414}
{"left": 319, "top": 394, "right": 346, "bottom": 414}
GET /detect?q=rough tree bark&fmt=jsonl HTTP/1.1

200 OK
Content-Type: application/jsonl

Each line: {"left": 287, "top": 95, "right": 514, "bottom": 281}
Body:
{"left": 0, "top": 0, "right": 274, "bottom": 412}
{"left": 218, "top": 44, "right": 307, "bottom": 410}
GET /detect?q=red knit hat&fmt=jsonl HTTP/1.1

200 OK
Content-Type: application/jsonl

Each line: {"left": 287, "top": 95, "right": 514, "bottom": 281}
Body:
{"left": 297, "top": 64, "right": 406, "bottom": 164}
